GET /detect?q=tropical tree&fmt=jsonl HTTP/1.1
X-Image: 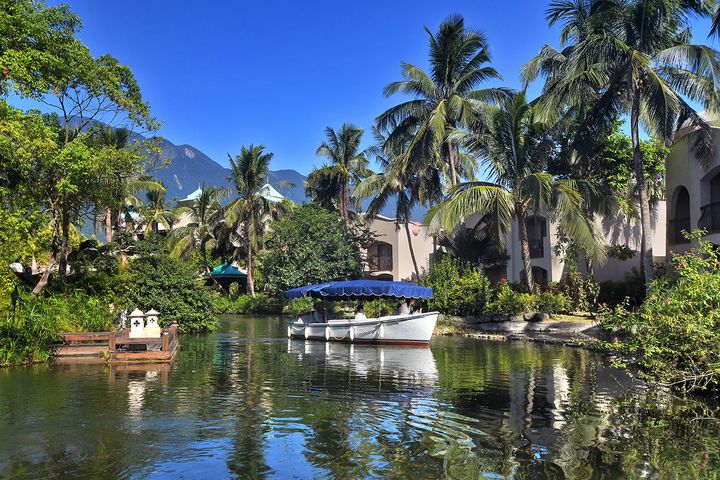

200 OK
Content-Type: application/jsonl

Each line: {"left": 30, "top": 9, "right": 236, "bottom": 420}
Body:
{"left": 524, "top": 0, "right": 720, "bottom": 290}
{"left": 376, "top": 14, "right": 508, "bottom": 188}
{"left": 305, "top": 165, "right": 342, "bottom": 211}
{"left": 313, "top": 123, "right": 371, "bottom": 218}
{"left": 168, "top": 185, "right": 229, "bottom": 274}
{"left": 226, "top": 144, "right": 275, "bottom": 297}
{"left": 425, "top": 92, "right": 604, "bottom": 292}
{"left": 141, "top": 188, "right": 177, "bottom": 235}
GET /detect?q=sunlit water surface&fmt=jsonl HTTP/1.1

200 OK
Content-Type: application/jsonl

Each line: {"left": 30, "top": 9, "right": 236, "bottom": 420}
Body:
{"left": 1, "top": 316, "right": 718, "bottom": 479}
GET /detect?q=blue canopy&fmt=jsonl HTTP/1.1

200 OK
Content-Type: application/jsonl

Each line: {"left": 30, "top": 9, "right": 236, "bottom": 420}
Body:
{"left": 283, "top": 280, "right": 433, "bottom": 300}
{"left": 210, "top": 263, "right": 247, "bottom": 278}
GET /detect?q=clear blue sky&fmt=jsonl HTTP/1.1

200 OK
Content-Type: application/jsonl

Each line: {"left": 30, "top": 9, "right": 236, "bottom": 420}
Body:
{"left": 48, "top": 0, "right": 715, "bottom": 174}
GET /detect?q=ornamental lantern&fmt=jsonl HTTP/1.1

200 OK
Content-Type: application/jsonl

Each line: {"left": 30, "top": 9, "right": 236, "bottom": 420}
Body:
{"left": 144, "top": 309, "right": 161, "bottom": 337}
{"left": 128, "top": 309, "right": 146, "bottom": 338}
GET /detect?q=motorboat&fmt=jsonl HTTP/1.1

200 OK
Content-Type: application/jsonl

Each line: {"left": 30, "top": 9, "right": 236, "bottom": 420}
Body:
{"left": 283, "top": 280, "right": 438, "bottom": 345}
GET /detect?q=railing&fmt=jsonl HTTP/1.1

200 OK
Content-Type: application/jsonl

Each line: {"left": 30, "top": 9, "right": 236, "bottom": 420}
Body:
{"left": 529, "top": 239, "right": 544, "bottom": 259}
{"left": 668, "top": 217, "right": 691, "bottom": 245}
{"left": 699, "top": 202, "right": 720, "bottom": 233}
{"left": 367, "top": 256, "right": 393, "bottom": 272}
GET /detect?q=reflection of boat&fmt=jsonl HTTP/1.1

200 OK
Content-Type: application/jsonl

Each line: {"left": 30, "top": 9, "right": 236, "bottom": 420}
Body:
{"left": 288, "top": 339, "right": 438, "bottom": 384}
{"left": 284, "top": 280, "right": 438, "bottom": 345}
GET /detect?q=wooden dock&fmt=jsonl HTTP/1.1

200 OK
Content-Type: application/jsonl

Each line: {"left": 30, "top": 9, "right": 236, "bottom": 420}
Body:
{"left": 52, "top": 323, "right": 180, "bottom": 363}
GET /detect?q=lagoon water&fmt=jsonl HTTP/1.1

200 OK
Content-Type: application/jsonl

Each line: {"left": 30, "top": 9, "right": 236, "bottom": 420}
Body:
{"left": 0, "top": 315, "right": 718, "bottom": 479}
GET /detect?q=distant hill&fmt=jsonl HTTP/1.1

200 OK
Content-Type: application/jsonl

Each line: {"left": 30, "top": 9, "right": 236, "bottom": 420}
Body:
{"left": 151, "top": 138, "right": 308, "bottom": 204}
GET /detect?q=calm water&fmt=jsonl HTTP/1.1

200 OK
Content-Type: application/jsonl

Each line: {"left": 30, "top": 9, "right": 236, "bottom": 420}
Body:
{"left": 0, "top": 316, "right": 718, "bottom": 479}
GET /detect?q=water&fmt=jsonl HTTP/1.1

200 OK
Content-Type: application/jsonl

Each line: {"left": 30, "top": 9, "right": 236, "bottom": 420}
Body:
{"left": 0, "top": 316, "right": 718, "bottom": 479}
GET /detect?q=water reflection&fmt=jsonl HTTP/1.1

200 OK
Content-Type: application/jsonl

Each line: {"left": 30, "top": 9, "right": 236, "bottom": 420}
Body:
{"left": 0, "top": 316, "right": 718, "bottom": 479}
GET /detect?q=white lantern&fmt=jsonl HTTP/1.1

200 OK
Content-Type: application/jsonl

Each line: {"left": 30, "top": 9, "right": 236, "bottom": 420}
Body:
{"left": 128, "top": 309, "right": 146, "bottom": 338}
{"left": 144, "top": 308, "right": 161, "bottom": 337}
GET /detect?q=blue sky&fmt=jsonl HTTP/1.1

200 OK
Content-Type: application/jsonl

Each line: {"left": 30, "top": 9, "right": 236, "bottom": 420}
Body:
{"left": 45, "top": 1, "right": 715, "bottom": 174}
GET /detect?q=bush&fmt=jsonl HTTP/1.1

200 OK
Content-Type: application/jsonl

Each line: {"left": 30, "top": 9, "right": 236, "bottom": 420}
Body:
{"left": 534, "top": 291, "right": 571, "bottom": 315}
{"left": 597, "top": 269, "right": 645, "bottom": 308}
{"left": 489, "top": 282, "right": 535, "bottom": 316}
{"left": 122, "top": 241, "right": 217, "bottom": 333}
{"left": 212, "top": 293, "right": 285, "bottom": 315}
{"left": 363, "top": 299, "right": 396, "bottom": 318}
{"left": 557, "top": 263, "right": 599, "bottom": 312}
{"left": 0, "top": 291, "right": 115, "bottom": 367}
{"left": 283, "top": 297, "right": 313, "bottom": 316}
{"left": 420, "top": 256, "right": 463, "bottom": 314}
{"left": 449, "top": 269, "right": 493, "bottom": 316}
{"left": 600, "top": 234, "right": 720, "bottom": 393}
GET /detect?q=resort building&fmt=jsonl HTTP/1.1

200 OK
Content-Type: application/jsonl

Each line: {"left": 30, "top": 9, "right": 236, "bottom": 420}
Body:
{"left": 666, "top": 120, "right": 720, "bottom": 254}
{"left": 362, "top": 215, "right": 435, "bottom": 282}
{"left": 463, "top": 205, "right": 667, "bottom": 285}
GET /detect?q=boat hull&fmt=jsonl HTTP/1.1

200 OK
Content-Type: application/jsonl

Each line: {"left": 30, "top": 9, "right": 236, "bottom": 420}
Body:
{"left": 288, "top": 312, "right": 438, "bottom": 345}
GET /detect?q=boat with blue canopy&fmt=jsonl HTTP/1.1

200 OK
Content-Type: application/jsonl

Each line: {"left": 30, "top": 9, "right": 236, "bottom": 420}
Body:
{"left": 283, "top": 280, "right": 438, "bottom": 345}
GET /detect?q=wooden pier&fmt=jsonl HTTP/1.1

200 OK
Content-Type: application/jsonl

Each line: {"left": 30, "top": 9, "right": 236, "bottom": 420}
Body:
{"left": 52, "top": 323, "right": 179, "bottom": 363}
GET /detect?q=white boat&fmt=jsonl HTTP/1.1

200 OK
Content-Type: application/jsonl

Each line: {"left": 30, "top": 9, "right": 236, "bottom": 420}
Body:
{"left": 283, "top": 280, "right": 438, "bottom": 345}
{"left": 287, "top": 311, "right": 439, "bottom": 345}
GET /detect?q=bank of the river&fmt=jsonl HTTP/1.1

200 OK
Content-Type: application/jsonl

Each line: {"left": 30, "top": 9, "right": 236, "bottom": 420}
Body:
{"left": 434, "top": 313, "right": 601, "bottom": 347}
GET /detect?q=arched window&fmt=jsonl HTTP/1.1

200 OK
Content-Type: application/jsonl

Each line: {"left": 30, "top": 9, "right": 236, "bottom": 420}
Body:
{"left": 670, "top": 186, "right": 690, "bottom": 244}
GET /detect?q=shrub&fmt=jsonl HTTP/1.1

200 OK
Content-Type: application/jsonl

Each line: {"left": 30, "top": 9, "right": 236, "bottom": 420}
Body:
{"left": 449, "top": 269, "right": 493, "bottom": 316}
{"left": 420, "top": 256, "right": 463, "bottom": 314}
{"left": 0, "top": 291, "right": 115, "bottom": 367}
{"left": 597, "top": 269, "right": 645, "bottom": 308}
{"left": 557, "top": 263, "right": 599, "bottom": 312}
{"left": 363, "top": 299, "right": 396, "bottom": 318}
{"left": 283, "top": 297, "right": 313, "bottom": 316}
{"left": 600, "top": 233, "right": 720, "bottom": 393}
{"left": 489, "top": 282, "right": 535, "bottom": 316}
{"left": 122, "top": 242, "right": 217, "bottom": 333}
{"left": 212, "top": 293, "right": 285, "bottom": 315}
{"left": 534, "top": 291, "right": 571, "bottom": 315}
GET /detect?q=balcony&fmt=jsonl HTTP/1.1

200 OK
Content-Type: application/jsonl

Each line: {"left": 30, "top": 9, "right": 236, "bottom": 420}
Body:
{"left": 668, "top": 217, "right": 691, "bottom": 245}
{"left": 529, "top": 239, "right": 544, "bottom": 259}
{"left": 367, "top": 256, "right": 393, "bottom": 272}
{"left": 698, "top": 202, "right": 720, "bottom": 233}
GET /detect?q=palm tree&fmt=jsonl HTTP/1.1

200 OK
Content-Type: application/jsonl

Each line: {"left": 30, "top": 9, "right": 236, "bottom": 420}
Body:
{"left": 92, "top": 126, "right": 164, "bottom": 242}
{"left": 524, "top": 0, "right": 720, "bottom": 290}
{"left": 226, "top": 145, "right": 274, "bottom": 298}
{"left": 305, "top": 165, "right": 342, "bottom": 211}
{"left": 376, "top": 14, "right": 508, "bottom": 188}
{"left": 141, "top": 188, "right": 178, "bottom": 235}
{"left": 314, "top": 123, "right": 371, "bottom": 218}
{"left": 169, "top": 185, "right": 230, "bottom": 274}
{"left": 424, "top": 92, "right": 604, "bottom": 292}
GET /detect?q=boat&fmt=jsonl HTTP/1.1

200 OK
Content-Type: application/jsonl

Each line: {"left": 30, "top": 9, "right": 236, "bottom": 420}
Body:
{"left": 283, "top": 280, "right": 438, "bottom": 345}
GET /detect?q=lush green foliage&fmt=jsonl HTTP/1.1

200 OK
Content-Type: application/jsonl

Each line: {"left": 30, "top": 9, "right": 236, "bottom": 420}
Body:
{"left": 121, "top": 239, "right": 216, "bottom": 333}
{"left": 282, "top": 297, "right": 314, "bottom": 316}
{"left": 0, "top": 291, "right": 114, "bottom": 366}
{"left": 261, "top": 205, "right": 364, "bottom": 292}
{"left": 600, "top": 235, "right": 720, "bottom": 393}
{"left": 489, "top": 282, "right": 535, "bottom": 316}
{"left": 534, "top": 290, "right": 572, "bottom": 315}
{"left": 213, "top": 293, "right": 284, "bottom": 315}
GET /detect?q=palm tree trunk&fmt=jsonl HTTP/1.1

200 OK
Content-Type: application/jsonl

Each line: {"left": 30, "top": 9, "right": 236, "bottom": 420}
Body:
{"left": 631, "top": 88, "right": 654, "bottom": 292}
{"left": 517, "top": 210, "right": 535, "bottom": 293}
{"left": 247, "top": 241, "right": 255, "bottom": 298}
{"left": 58, "top": 207, "right": 70, "bottom": 279}
{"left": 446, "top": 140, "right": 458, "bottom": 187}
{"left": 105, "top": 208, "right": 113, "bottom": 243}
{"left": 32, "top": 253, "right": 55, "bottom": 296}
{"left": 341, "top": 175, "right": 349, "bottom": 218}
{"left": 404, "top": 222, "right": 420, "bottom": 281}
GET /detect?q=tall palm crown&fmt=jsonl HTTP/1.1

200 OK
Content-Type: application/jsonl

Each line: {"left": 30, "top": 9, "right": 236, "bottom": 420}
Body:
{"left": 425, "top": 92, "right": 604, "bottom": 291}
{"left": 169, "top": 185, "right": 229, "bottom": 268}
{"left": 314, "top": 123, "right": 371, "bottom": 218}
{"left": 376, "top": 14, "right": 507, "bottom": 187}
{"left": 141, "top": 188, "right": 176, "bottom": 235}
{"left": 226, "top": 144, "right": 275, "bottom": 297}
{"left": 523, "top": 0, "right": 720, "bottom": 288}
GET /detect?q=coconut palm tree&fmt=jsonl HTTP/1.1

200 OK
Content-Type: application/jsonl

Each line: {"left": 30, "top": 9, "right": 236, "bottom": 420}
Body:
{"left": 424, "top": 91, "right": 604, "bottom": 292}
{"left": 314, "top": 123, "right": 371, "bottom": 218}
{"left": 226, "top": 145, "right": 274, "bottom": 298}
{"left": 524, "top": 0, "right": 720, "bottom": 289}
{"left": 169, "top": 185, "right": 230, "bottom": 274}
{"left": 376, "top": 14, "right": 509, "bottom": 188}
{"left": 141, "top": 188, "right": 178, "bottom": 235}
{"left": 305, "top": 165, "right": 342, "bottom": 211}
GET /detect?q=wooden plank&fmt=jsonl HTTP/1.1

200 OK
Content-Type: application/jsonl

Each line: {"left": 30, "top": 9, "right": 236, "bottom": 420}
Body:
{"left": 114, "top": 337, "right": 163, "bottom": 345}
{"left": 59, "top": 332, "right": 112, "bottom": 342}
{"left": 52, "top": 345, "right": 107, "bottom": 357}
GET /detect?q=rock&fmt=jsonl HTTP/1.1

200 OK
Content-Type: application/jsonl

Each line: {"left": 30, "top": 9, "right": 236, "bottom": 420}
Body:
{"left": 464, "top": 316, "right": 493, "bottom": 325}
{"left": 509, "top": 315, "right": 525, "bottom": 323}
{"left": 526, "top": 312, "right": 550, "bottom": 323}
{"left": 490, "top": 314, "right": 508, "bottom": 323}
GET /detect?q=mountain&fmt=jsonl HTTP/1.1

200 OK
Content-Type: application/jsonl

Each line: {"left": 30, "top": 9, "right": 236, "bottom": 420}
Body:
{"left": 152, "top": 139, "right": 308, "bottom": 203}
